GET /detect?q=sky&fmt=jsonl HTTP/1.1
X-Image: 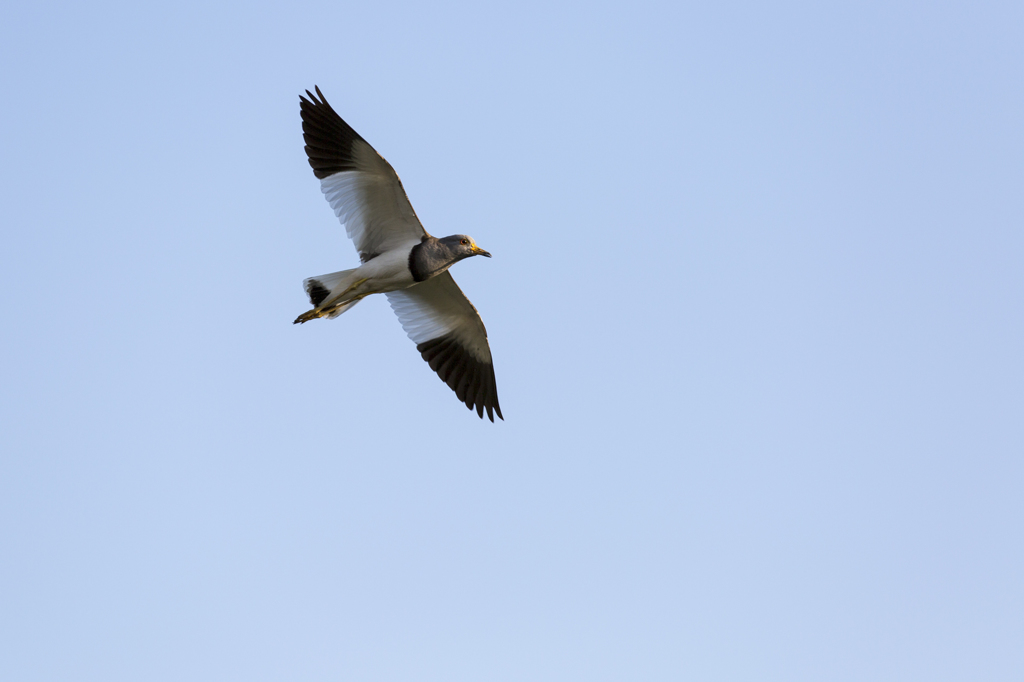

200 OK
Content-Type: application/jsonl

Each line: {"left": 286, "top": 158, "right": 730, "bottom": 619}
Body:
{"left": 1, "top": 1, "right": 1022, "bottom": 680}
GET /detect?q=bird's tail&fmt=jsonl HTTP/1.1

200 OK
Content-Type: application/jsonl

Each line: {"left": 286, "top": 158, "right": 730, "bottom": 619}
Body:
{"left": 294, "top": 268, "right": 363, "bottom": 324}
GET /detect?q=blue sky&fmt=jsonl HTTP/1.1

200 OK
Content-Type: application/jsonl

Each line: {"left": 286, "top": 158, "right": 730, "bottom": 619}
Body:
{"left": 2, "top": 1, "right": 1022, "bottom": 680}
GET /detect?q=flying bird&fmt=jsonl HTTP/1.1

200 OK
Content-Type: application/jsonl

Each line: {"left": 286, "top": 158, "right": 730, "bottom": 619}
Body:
{"left": 294, "top": 86, "right": 502, "bottom": 421}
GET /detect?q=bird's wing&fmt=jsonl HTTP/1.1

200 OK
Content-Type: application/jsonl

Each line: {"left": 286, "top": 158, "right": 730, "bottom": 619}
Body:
{"left": 386, "top": 273, "right": 502, "bottom": 422}
{"left": 300, "top": 86, "right": 428, "bottom": 262}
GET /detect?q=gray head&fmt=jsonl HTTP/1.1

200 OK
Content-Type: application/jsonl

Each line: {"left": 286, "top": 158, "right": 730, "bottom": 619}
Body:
{"left": 438, "top": 234, "right": 492, "bottom": 260}
{"left": 409, "top": 234, "right": 492, "bottom": 283}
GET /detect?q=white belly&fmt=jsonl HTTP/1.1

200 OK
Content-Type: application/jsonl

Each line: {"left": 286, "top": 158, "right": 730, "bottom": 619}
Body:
{"left": 356, "top": 243, "right": 418, "bottom": 294}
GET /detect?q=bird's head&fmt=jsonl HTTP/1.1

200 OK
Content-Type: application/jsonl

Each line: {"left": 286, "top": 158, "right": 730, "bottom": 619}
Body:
{"left": 441, "top": 235, "right": 492, "bottom": 260}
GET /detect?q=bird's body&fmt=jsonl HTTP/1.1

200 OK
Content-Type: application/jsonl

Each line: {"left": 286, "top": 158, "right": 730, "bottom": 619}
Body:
{"left": 293, "top": 87, "right": 502, "bottom": 421}
{"left": 295, "top": 242, "right": 418, "bottom": 323}
{"left": 352, "top": 244, "right": 418, "bottom": 292}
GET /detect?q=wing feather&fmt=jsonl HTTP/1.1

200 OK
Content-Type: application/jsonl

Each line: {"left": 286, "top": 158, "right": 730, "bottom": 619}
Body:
{"left": 300, "top": 87, "right": 428, "bottom": 261}
{"left": 386, "top": 273, "right": 502, "bottom": 421}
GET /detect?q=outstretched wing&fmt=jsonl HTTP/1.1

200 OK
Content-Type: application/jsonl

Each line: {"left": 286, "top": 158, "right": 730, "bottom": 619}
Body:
{"left": 386, "top": 273, "right": 502, "bottom": 422}
{"left": 300, "top": 86, "right": 428, "bottom": 262}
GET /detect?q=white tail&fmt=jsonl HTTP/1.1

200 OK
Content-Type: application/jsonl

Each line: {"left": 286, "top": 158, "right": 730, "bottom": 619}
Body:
{"left": 295, "top": 268, "right": 363, "bottom": 323}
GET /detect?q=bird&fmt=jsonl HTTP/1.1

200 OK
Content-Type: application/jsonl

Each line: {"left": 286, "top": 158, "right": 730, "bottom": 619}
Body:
{"left": 293, "top": 86, "right": 502, "bottom": 422}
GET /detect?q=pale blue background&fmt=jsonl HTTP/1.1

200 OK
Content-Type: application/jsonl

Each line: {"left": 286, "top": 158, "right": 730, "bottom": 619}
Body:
{"left": 2, "top": 1, "right": 1022, "bottom": 680}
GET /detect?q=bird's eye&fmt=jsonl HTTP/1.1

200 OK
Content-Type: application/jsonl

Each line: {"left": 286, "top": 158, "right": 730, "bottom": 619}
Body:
{"left": 461, "top": 239, "right": 469, "bottom": 245}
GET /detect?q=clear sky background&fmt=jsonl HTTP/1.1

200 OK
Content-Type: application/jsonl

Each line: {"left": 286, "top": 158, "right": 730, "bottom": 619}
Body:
{"left": 2, "top": 1, "right": 1022, "bottom": 680}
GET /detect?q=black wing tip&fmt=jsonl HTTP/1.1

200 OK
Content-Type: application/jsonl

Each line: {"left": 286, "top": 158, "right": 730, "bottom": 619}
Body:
{"left": 477, "top": 401, "right": 503, "bottom": 423}
{"left": 300, "top": 85, "right": 327, "bottom": 106}
{"left": 298, "top": 84, "right": 364, "bottom": 179}
{"left": 418, "top": 334, "right": 502, "bottom": 423}
{"left": 299, "top": 85, "right": 342, "bottom": 121}
{"left": 466, "top": 397, "right": 502, "bottom": 422}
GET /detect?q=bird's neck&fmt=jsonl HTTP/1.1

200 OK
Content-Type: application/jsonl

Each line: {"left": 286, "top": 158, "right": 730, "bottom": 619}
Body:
{"left": 408, "top": 238, "right": 460, "bottom": 282}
